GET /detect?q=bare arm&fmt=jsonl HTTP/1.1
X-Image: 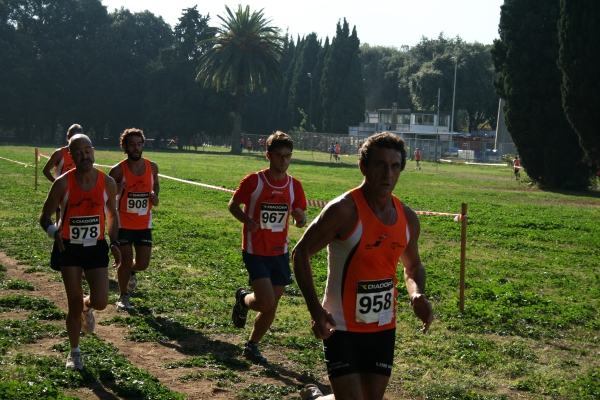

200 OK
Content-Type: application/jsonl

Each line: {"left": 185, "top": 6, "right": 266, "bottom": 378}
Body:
{"left": 104, "top": 175, "right": 121, "bottom": 267}
{"left": 400, "top": 204, "right": 434, "bottom": 333}
{"left": 41, "top": 149, "right": 63, "bottom": 183}
{"left": 39, "top": 176, "right": 68, "bottom": 251}
{"left": 292, "top": 195, "right": 356, "bottom": 339}
{"left": 108, "top": 163, "right": 124, "bottom": 201}
{"left": 150, "top": 161, "right": 159, "bottom": 206}
{"left": 228, "top": 197, "right": 259, "bottom": 232}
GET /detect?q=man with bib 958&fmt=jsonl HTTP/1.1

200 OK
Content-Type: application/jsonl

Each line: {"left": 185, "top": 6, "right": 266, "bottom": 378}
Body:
{"left": 293, "top": 132, "right": 433, "bottom": 400}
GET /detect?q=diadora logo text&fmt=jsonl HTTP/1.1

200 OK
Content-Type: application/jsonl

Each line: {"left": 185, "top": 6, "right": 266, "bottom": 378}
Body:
{"left": 271, "top": 190, "right": 283, "bottom": 194}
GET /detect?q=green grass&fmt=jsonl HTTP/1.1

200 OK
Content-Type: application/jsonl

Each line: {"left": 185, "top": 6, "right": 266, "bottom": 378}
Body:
{"left": 0, "top": 144, "right": 599, "bottom": 399}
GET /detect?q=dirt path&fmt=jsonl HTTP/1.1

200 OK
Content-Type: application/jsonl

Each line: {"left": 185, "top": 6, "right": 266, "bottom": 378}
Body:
{"left": 0, "top": 252, "right": 321, "bottom": 399}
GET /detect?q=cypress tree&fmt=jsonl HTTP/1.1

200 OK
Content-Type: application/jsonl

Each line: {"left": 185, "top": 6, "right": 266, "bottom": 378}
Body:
{"left": 288, "top": 33, "right": 321, "bottom": 130}
{"left": 312, "top": 37, "right": 329, "bottom": 132}
{"left": 558, "top": 0, "right": 600, "bottom": 171}
{"left": 277, "top": 36, "right": 298, "bottom": 131}
{"left": 321, "top": 19, "right": 365, "bottom": 134}
{"left": 491, "top": 0, "right": 592, "bottom": 189}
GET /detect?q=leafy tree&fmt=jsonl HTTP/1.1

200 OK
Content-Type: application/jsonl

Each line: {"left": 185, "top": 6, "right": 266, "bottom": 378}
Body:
{"left": 491, "top": 0, "right": 592, "bottom": 189}
{"left": 146, "top": 7, "right": 231, "bottom": 148}
{"left": 195, "top": 5, "right": 284, "bottom": 153}
{"left": 321, "top": 19, "right": 365, "bottom": 134}
{"left": 361, "top": 44, "right": 409, "bottom": 110}
{"left": 558, "top": 0, "right": 600, "bottom": 170}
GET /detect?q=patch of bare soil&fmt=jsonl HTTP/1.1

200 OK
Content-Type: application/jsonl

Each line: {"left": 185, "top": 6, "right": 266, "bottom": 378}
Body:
{"left": 0, "top": 252, "right": 329, "bottom": 399}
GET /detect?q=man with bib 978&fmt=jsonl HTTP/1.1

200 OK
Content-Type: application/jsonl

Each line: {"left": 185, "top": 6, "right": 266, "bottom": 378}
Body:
{"left": 39, "top": 134, "right": 121, "bottom": 371}
{"left": 293, "top": 132, "right": 433, "bottom": 400}
{"left": 228, "top": 131, "right": 307, "bottom": 364}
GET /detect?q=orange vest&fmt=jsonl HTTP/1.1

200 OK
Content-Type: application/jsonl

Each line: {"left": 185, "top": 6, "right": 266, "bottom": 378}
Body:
{"left": 55, "top": 147, "right": 75, "bottom": 178}
{"left": 60, "top": 170, "right": 108, "bottom": 244}
{"left": 118, "top": 158, "right": 154, "bottom": 229}
{"left": 414, "top": 150, "right": 421, "bottom": 161}
{"left": 514, "top": 159, "right": 521, "bottom": 170}
{"left": 323, "top": 188, "right": 409, "bottom": 332}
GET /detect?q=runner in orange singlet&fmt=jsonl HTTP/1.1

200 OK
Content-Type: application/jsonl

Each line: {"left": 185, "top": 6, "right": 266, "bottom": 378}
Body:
{"left": 42, "top": 124, "right": 83, "bottom": 223}
{"left": 229, "top": 131, "right": 307, "bottom": 364}
{"left": 513, "top": 155, "right": 521, "bottom": 180}
{"left": 414, "top": 147, "right": 422, "bottom": 170}
{"left": 109, "top": 128, "right": 160, "bottom": 310}
{"left": 39, "top": 134, "right": 121, "bottom": 371}
{"left": 293, "top": 132, "right": 433, "bottom": 400}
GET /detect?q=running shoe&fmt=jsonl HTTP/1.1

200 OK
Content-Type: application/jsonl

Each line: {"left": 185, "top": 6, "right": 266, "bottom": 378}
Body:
{"left": 81, "top": 307, "right": 95, "bottom": 334}
{"left": 243, "top": 341, "right": 267, "bottom": 364}
{"left": 232, "top": 287, "right": 249, "bottom": 328}
{"left": 116, "top": 293, "right": 131, "bottom": 310}
{"left": 300, "top": 384, "right": 324, "bottom": 400}
{"left": 66, "top": 351, "right": 83, "bottom": 371}
{"left": 128, "top": 273, "right": 137, "bottom": 291}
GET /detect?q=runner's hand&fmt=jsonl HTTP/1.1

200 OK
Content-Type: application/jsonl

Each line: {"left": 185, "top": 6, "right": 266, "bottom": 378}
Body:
{"left": 54, "top": 227, "right": 65, "bottom": 252}
{"left": 111, "top": 246, "right": 121, "bottom": 268}
{"left": 245, "top": 217, "right": 260, "bottom": 232}
{"left": 411, "top": 294, "right": 434, "bottom": 334}
{"left": 311, "top": 308, "right": 337, "bottom": 339}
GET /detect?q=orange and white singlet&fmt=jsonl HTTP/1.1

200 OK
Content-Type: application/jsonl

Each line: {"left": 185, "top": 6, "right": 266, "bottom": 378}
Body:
{"left": 514, "top": 158, "right": 521, "bottom": 170}
{"left": 322, "top": 188, "right": 410, "bottom": 332}
{"left": 54, "top": 147, "right": 75, "bottom": 178}
{"left": 233, "top": 169, "right": 306, "bottom": 256}
{"left": 118, "top": 158, "right": 154, "bottom": 229}
{"left": 60, "top": 170, "right": 108, "bottom": 245}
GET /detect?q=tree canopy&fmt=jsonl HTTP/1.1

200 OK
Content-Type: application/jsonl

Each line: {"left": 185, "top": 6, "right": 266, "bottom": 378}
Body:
{"left": 558, "top": 0, "right": 600, "bottom": 171}
{"left": 195, "top": 5, "right": 284, "bottom": 153}
{"left": 491, "top": 0, "right": 593, "bottom": 189}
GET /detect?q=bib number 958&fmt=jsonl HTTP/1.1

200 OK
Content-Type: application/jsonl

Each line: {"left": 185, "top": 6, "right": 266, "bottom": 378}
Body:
{"left": 355, "top": 278, "right": 395, "bottom": 325}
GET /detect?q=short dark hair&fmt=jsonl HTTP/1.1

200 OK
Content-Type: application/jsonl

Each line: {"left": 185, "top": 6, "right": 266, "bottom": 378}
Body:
{"left": 267, "top": 131, "right": 293, "bottom": 152}
{"left": 67, "top": 124, "right": 83, "bottom": 139}
{"left": 359, "top": 132, "right": 406, "bottom": 171}
{"left": 120, "top": 128, "right": 146, "bottom": 152}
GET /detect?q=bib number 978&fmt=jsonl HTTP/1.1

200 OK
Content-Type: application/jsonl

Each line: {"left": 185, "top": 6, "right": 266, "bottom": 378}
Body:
{"left": 69, "top": 215, "right": 100, "bottom": 246}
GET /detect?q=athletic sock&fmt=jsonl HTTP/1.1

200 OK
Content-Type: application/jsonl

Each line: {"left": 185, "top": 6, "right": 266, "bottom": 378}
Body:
{"left": 71, "top": 347, "right": 81, "bottom": 353}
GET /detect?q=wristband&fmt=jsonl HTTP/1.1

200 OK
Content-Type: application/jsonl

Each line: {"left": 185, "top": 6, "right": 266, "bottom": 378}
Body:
{"left": 47, "top": 225, "right": 58, "bottom": 239}
{"left": 110, "top": 240, "right": 120, "bottom": 248}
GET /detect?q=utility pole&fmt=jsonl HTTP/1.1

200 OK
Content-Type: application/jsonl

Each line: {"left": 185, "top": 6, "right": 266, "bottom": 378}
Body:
{"left": 451, "top": 57, "right": 458, "bottom": 147}
{"left": 307, "top": 73, "right": 313, "bottom": 132}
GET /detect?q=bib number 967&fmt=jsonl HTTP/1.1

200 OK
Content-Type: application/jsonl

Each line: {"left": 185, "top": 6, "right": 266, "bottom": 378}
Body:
{"left": 259, "top": 203, "right": 289, "bottom": 232}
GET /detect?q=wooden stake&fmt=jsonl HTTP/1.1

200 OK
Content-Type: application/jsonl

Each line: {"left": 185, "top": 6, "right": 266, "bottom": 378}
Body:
{"left": 35, "top": 148, "right": 38, "bottom": 191}
{"left": 459, "top": 203, "right": 467, "bottom": 312}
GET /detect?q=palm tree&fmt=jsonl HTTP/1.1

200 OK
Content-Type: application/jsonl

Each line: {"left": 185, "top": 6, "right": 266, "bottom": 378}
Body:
{"left": 196, "top": 5, "right": 284, "bottom": 153}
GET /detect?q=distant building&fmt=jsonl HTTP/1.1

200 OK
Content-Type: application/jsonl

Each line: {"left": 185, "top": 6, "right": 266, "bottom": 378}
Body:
{"left": 349, "top": 107, "right": 450, "bottom": 140}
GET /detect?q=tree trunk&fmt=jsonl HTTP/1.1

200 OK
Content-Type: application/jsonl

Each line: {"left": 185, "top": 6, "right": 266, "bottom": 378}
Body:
{"left": 230, "top": 84, "right": 245, "bottom": 154}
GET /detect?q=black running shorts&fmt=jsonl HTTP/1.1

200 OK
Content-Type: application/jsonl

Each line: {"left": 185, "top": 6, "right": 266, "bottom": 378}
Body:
{"left": 118, "top": 228, "right": 153, "bottom": 247}
{"left": 50, "top": 239, "right": 109, "bottom": 272}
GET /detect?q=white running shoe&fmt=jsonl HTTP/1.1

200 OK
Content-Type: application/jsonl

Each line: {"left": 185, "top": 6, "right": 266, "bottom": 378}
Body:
{"left": 81, "top": 308, "right": 95, "bottom": 334}
{"left": 66, "top": 351, "right": 83, "bottom": 370}
{"left": 128, "top": 274, "right": 137, "bottom": 291}
{"left": 117, "top": 294, "right": 131, "bottom": 310}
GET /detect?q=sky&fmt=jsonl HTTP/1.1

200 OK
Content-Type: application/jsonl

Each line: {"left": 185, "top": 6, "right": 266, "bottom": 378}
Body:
{"left": 101, "top": 0, "right": 504, "bottom": 48}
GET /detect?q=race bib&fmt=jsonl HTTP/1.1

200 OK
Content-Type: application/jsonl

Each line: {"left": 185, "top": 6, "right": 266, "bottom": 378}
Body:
{"left": 69, "top": 215, "right": 100, "bottom": 247}
{"left": 355, "top": 278, "right": 395, "bottom": 325}
{"left": 127, "top": 192, "right": 149, "bottom": 215}
{"left": 260, "top": 203, "right": 289, "bottom": 232}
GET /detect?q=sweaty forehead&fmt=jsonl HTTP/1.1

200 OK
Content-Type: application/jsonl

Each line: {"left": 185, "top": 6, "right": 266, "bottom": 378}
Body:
{"left": 70, "top": 139, "right": 92, "bottom": 152}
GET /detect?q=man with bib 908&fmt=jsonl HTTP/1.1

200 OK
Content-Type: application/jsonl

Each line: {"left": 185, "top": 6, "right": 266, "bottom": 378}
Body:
{"left": 228, "top": 131, "right": 307, "bottom": 364}
{"left": 293, "top": 132, "right": 433, "bottom": 400}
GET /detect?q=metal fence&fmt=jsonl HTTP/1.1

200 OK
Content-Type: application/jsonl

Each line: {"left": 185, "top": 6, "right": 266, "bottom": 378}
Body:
{"left": 170, "top": 132, "right": 517, "bottom": 164}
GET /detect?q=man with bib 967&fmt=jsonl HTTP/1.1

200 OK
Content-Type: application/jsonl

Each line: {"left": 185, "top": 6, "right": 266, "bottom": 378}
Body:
{"left": 109, "top": 128, "right": 160, "bottom": 310}
{"left": 293, "top": 132, "right": 433, "bottom": 400}
{"left": 229, "top": 131, "right": 307, "bottom": 364}
{"left": 39, "top": 134, "right": 121, "bottom": 371}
